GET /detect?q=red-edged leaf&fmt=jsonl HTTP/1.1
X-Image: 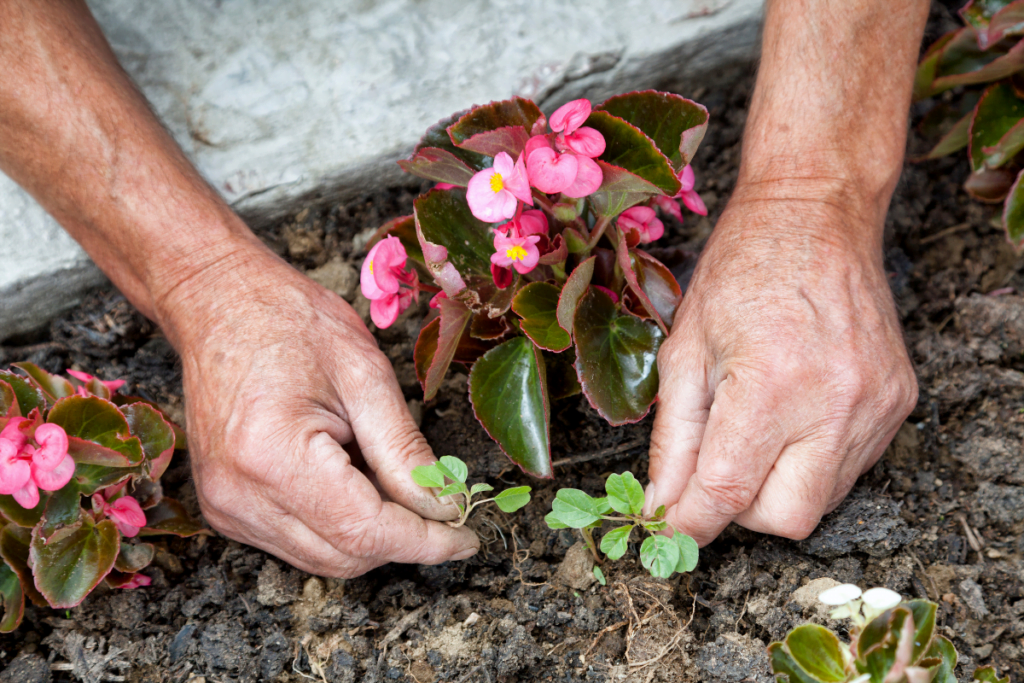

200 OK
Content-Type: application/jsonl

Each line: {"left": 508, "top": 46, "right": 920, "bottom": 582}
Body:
{"left": 1001, "top": 167, "right": 1024, "bottom": 248}
{"left": 588, "top": 161, "right": 666, "bottom": 218}
{"left": 965, "top": 166, "right": 1016, "bottom": 201}
{"left": 633, "top": 250, "right": 683, "bottom": 328}
{"left": 38, "top": 483, "right": 82, "bottom": 544}
{"left": 138, "top": 498, "right": 208, "bottom": 537}
{"left": 961, "top": 0, "right": 1024, "bottom": 48}
{"left": 970, "top": 82, "right": 1024, "bottom": 170}
{"left": 398, "top": 148, "right": 477, "bottom": 187}
{"left": 114, "top": 540, "right": 155, "bottom": 574}
{"left": 918, "top": 110, "right": 972, "bottom": 160}
{"left": 585, "top": 111, "right": 681, "bottom": 196}
{"left": 0, "top": 525, "right": 45, "bottom": 607}
{"left": 914, "top": 30, "right": 960, "bottom": 101}
{"left": 989, "top": 1, "right": 1024, "bottom": 46}
{"left": 0, "top": 495, "right": 47, "bottom": 529}
{"left": 919, "top": 29, "right": 1024, "bottom": 99}
{"left": 0, "top": 381, "right": 15, "bottom": 418}
{"left": 30, "top": 518, "right": 119, "bottom": 608}
{"left": 557, "top": 256, "right": 596, "bottom": 335}
{"left": 616, "top": 231, "right": 669, "bottom": 335}
{"left": 573, "top": 287, "right": 664, "bottom": 426}
{"left": 0, "top": 560, "right": 24, "bottom": 632}
{"left": 0, "top": 371, "right": 46, "bottom": 417}
{"left": 12, "top": 363, "right": 73, "bottom": 402}
{"left": 512, "top": 283, "right": 572, "bottom": 353}
{"left": 538, "top": 234, "right": 568, "bottom": 266}
{"left": 455, "top": 126, "right": 532, "bottom": 158}
{"left": 48, "top": 396, "right": 145, "bottom": 467}
{"left": 413, "top": 110, "right": 489, "bottom": 170}
{"left": 470, "top": 312, "right": 513, "bottom": 340}
{"left": 423, "top": 298, "right": 473, "bottom": 401}
{"left": 447, "top": 98, "right": 544, "bottom": 149}
{"left": 596, "top": 90, "right": 709, "bottom": 169}
{"left": 122, "top": 403, "right": 175, "bottom": 479}
{"left": 468, "top": 337, "right": 552, "bottom": 478}
{"left": 414, "top": 317, "right": 440, "bottom": 390}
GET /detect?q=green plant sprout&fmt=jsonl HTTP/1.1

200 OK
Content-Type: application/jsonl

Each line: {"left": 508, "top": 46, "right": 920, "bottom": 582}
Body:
{"left": 769, "top": 583, "right": 1008, "bottom": 683}
{"left": 412, "top": 455, "right": 531, "bottom": 527}
{"left": 544, "top": 471, "right": 698, "bottom": 581}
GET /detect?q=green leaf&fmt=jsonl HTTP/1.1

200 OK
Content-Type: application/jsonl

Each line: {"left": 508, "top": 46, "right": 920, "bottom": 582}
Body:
{"left": 573, "top": 287, "right": 664, "bottom": 425}
{"left": 550, "top": 489, "right": 602, "bottom": 528}
{"left": 0, "top": 371, "right": 47, "bottom": 417}
{"left": 671, "top": 533, "right": 699, "bottom": 573}
{"left": 398, "top": 148, "right": 477, "bottom": 186}
{"left": 925, "top": 635, "right": 958, "bottom": 683}
{"left": 585, "top": 111, "right": 681, "bottom": 195}
{"left": 30, "top": 518, "right": 119, "bottom": 608}
{"left": 122, "top": 402, "right": 175, "bottom": 479}
{"left": 1001, "top": 167, "right": 1024, "bottom": 248}
{"left": 452, "top": 126, "right": 532, "bottom": 159}
{"left": 966, "top": 166, "right": 1016, "bottom": 201}
{"left": 921, "top": 110, "right": 972, "bottom": 159}
{"left": 981, "top": 114, "right": 1024, "bottom": 167}
{"left": 639, "top": 535, "right": 679, "bottom": 579}
{"left": 632, "top": 250, "right": 683, "bottom": 329}
{"left": 961, "top": 0, "right": 1016, "bottom": 47}
{"left": 544, "top": 510, "right": 569, "bottom": 529}
{"left": 0, "top": 561, "right": 24, "bottom": 632}
{"left": 470, "top": 483, "right": 494, "bottom": 496}
{"left": 114, "top": 540, "right": 155, "bottom": 574}
{"left": 920, "top": 28, "right": 1024, "bottom": 99}
{"left": 73, "top": 464, "right": 137, "bottom": 496}
{"left": 438, "top": 456, "right": 469, "bottom": 483}
{"left": 447, "top": 97, "right": 544, "bottom": 151}
{"left": 593, "top": 496, "right": 613, "bottom": 515}
{"left": 972, "top": 666, "right": 1010, "bottom": 683}
{"left": 0, "top": 381, "right": 15, "bottom": 418}
{"left": 653, "top": 505, "right": 666, "bottom": 519}
{"left": 785, "top": 624, "right": 847, "bottom": 683}
{"left": 588, "top": 161, "right": 667, "bottom": 218}
{"left": 0, "top": 494, "right": 47, "bottom": 528}
{"left": 38, "top": 483, "right": 82, "bottom": 543}
{"left": 138, "top": 498, "right": 207, "bottom": 537}
{"left": 971, "top": 82, "right": 1024, "bottom": 171}
{"left": 12, "top": 363, "right": 74, "bottom": 402}
{"left": 767, "top": 642, "right": 821, "bottom": 683}
{"left": 422, "top": 298, "right": 474, "bottom": 401}
{"left": 643, "top": 520, "right": 668, "bottom": 532}
{"left": 858, "top": 607, "right": 898, "bottom": 658}
{"left": 48, "top": 396, "right": 145, "bottom": 467}
{"left": 857, "top": 607, "right": 911, "bottom": 683}
{"left": 413, "top": 109, "right": 489, "bottom": 171}
{"left": 605, "top": 472, "right": 645, "bottom": 515}
{"left": 557, "top": 256, "right": 596, "bottom": 336}
{"left": 0, "top": 526, "right": 44, "bottom": 607}
{"left": 906, "top": 599, "right": 937, "bottom": 662}
{"left": 513, "top": 282, "right": 572, "bottom": 352}
{"left": 411, "top": 463, "right": 446, "bottom": 488}
{"left": 592, "top": 565, "right": 606, "bottom": 586}
{"left": 596, "top": 90, "right": 709, "bottom": 169}
{"left": 468, "top": 337, "right": 552, "bottom": 478}
{"left": 988, "top": 2, "right": 1024, "bottom": 47}
{"left": 599, "top": 525, "right": 633, "bottom": 560}
{"left": 438, "top": 481, "right": 468, "bottom": 498}
{"left": 494, "top": 486, "right": 531, "bottom": 513}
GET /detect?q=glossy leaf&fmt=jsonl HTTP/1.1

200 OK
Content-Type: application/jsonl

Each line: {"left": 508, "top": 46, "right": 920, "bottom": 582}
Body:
{"left": 858, "top": 607, "right": 911, "bottom": 682}
{"left": 596, "top": 90, "right": 709, "bottom": 169}
{"left": 605, "top": 471, "right": 644, "bottom": 515}
{"left": 447, "top": 98, "right": 544, "bottom": 149}
{"left": 919, "top": 28, "right": 1024, "bottom": 99}
{"left": 616, "top": 232, "right": 668, "bottom": 334}
{"left": 398, "top": 148, "right": 476, "bottom": 186}
{"left": 0, "top": 561, "right": 24, "bottom": 632}
{"left": 633, "top": 250, "right": 683, "bottom": 328}
{"left": 0, "top": 526, "right": 43, "bottom": 607}
{"left": 38, "top": 483, "right": 82, "bottom": 543}
{"left": 368, "top": 215, "right": 425, "bottom": 266}
{"left": 0, "top": 494, "right": 47, "bottom": 529}
{"left": 513, "top": 283, "right": 571, "bottom": 352}
{"left": 767, "top": 643, "right": 821, "bottom": 683}
{"left": 672, "top": 533, "right": 699, "bottom": 573}
{"left": 114, "top": 540, "right": 155, "bottom": 574}
{"left": 592, "top": 565, "right": 607, "bottom": 586}
{"left": 588, "top": 161, "right": 666, "bottom": 218}
{"left": 423, "top": 298, "right": 473, "bottom": 401}
{"left": 858, "top": 607, "right": 897, "bottom": 658}
{"left": 494, "top": 486, "right": 531, "bottom": 513}
{"left": 30, "top": 518, "right": 119, "bottom": 608}
{"left": 599, "top": 524, "right": 633, "bottom": 560}
{"left": 73, "top": 464, "right": 136, "bottom": 497}
{"left": 972, "top": 666, "right": 1010, "bottom": 683}
{"left": 12, "top": 363, "right": 73, "bottom": 402}
{"left": 454, "top": 126, "right": 532, "bottom": 159}
{"left": 966, "top": 166, "right": 1016, "bottom": 202}
{"left": 468, "top": 337, "right": 552, "bottom": 477}
{"left": 550, "top": 489, "right": 602, "bottom": 528}
{"left": 639, "top": 535, "right": 679, "bottom": 579}
{"left": 414, "top": 317, "right": 442, "bottom": 390}
{"left": 122, "top": 402, "right": 175, "bottom": 479}
{"left": 557, "top": 256, "right": 596, "bottom": 335}
{"left": 0, "top": 371, "right": 46, "bottom": 417}
{"left": 1001, "top": 167, "right": 1024, "bottom": 247}
{"left": 988, "top": 1, "right": 1024, "bottom": 47}
{"left": 971, "top": 82, "right": 1024, "bottom": 171}
{"left": 906, "top": 599, "right": 937, "bottom": 662}
{"left": 438, "top": 455, "right": 468, "bottom": 483}
{"left": 925, "top": 635, "right": 958, "bottom": 683}
{"left": 544, "top": 510, "right": 569, "bottom": 529}
{"left": 573, "top": 288, "right": 664, "bottom": 426}
{"left": 921, "top": 110, "right": 972, "bottom": 159}
{"left": 785, "top": 624, "right": 847, "bottom": 682}
{"left": 585, "top": 111, "right": 681, "bottom": 195}
{"left": 413, "top": 109, "right": 489, "bottom": 171}
{"left": 0, "top": 381, "right": 14, "bottom": 418}
{"left": 48, "top": 396, "right": 145, "bottom": 467}
{"left": 470, "top": 312, "right": 513, "bottom": 340}
{"left": 138, "top": 498, "right": 207, "bottom": 537}
{"left": 411, "top": 463, "right": 446, "bottom": 488}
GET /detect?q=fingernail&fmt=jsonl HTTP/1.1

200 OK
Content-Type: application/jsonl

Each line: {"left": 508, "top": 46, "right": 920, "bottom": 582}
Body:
{"left": 642, "top": 481, "right": 657, "bottom": 516}
{"left": 452, "top": 547, "right": 478, "bottom": 561}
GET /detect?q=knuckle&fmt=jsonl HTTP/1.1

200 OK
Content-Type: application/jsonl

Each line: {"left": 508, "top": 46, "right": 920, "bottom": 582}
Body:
{"left": 696, "top": 470, "right": 759, "bottom": 517}
{"left": 775, "top": 507, "right": 821, "bottom": 540}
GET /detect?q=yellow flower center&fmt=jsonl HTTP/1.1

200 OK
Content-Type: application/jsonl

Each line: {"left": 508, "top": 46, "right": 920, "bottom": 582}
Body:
{"left": 369, "top": 259, "right": 374, "bottom": 273}
{"left": 489, "top": 172, "right": 505, "bottom": 194}
{"left": 505, "top": 245, "right": 528, "bottom": 261}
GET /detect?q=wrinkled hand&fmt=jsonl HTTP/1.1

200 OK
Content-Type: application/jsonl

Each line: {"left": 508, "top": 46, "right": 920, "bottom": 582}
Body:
{"left": 161, "top": 243, "right": 478, "bottom": 577}
{"left": 647, "top": 195, "right": 918, "bottom": 545}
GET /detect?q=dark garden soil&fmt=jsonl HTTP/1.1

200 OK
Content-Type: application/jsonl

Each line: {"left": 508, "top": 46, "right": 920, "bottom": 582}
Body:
{"left": 2, "top": 8, "right": 1024, "bottom": 683}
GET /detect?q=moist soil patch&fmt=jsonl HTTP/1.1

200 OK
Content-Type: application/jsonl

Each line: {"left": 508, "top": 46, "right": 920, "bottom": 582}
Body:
{"left": 2, "top": 14, "right": 1024, "bottom": 683}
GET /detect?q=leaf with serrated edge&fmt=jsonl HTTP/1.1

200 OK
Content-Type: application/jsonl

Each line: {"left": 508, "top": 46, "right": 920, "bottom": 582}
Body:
{"left": 494, "top": 486, "right": 531, "bottom": 513}
{"left": 438, "top": 456, "right": 469, "bottom": 483}
{"left": 411, "top": 464, "right": 446, "bottom": 488}
{"left": 605, "top": 472, "right": 645, "bottom": 515}
{"left": 599, "top": 525, "right": 633, "bottom": 560}
{"left": 551, "top": 489, "right": 601, "bottom": 528}
{"left": 639, "top": 535, "right": 679, "bottom": 579}
{"left": 785, "top": 624, "right": 847, "bottom": 683}
{"left": 513, "top": 282, "right": 571, "bottom": 352}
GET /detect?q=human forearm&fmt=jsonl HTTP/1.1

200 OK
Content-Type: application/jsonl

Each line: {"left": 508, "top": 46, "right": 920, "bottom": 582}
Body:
{"left": 0, "top": 0, "right": 260, "bottom": 334}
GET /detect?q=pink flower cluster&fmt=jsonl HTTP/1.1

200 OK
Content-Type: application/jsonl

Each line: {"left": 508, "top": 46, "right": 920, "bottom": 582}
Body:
{"left": 360, "top": 236, "right": 419, "bottom": 328}
{"left": 0, "top": 420, "right": 74, "bottom": 509}
{"left": 653, "top": 165, "right": 707, "bottom": 223}
{"left": 67, "top": 369, "right": 125, "bottom": 396}
{"left": 490, "top": 210, "right": 549, "bottom": 288}
{"left": 94, "top": 490, "right": 147, "bottom": 537}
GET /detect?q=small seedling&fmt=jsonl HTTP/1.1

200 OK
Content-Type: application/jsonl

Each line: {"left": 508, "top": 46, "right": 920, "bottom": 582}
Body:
{"left": 769, "top": 584, "right": 1008, "bottom": 683}
{"left": 544, "top": 471, "right": 698, "bottom": 581}
{"left": 412, "top": 455, "right": 531, "bottom": 527}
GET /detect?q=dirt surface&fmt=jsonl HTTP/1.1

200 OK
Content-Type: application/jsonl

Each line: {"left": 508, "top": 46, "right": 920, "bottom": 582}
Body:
{"left": 2, "top": 8, "right": 1024, "bottom": 682}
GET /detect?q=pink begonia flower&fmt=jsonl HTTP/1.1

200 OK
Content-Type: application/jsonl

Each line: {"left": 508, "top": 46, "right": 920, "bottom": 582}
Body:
{"left": 118, "top": 573, "right": 152, "bottom": 590}
{"left": 434, "top": 182, "right": 457, "bottom": 190}
{"left": 0, "top": 421, "right": 75, "bottom": 509}
{"left": 653, "top": 195, "right": 683, "bottom": 223}
{"left": 501, "top": 209, "right": 549, "bottom": 238}
{"left": 525, "top": 132, "right": 603, "bottom": 198}
{"left": 491, "top": 233, "right": 542, "bottom": 275}
{"left": 491, "top": 264, "right": 514, "bottom": 290}
{"left": 593, "top": 285, "right": 619, "bottom": 304}
{"left": 466, "top": 152, "right": 533, "bottom": 222}
{"left": 95, "top": 492, "right": 147, "bottom": 537}
{"left": 67, "top": 370, "right": 125, "bottom": 394}
{"left": 360, "top": 236, "right": 419, "bottom": 329}
{"left": 676, "top": 165, "right": 707, "bottom": 215}
{"left": 618, "top": 206, "right": 665, "bottom": 244}
{"left": 549, "top": 99, "right": 591, "bottom": 135}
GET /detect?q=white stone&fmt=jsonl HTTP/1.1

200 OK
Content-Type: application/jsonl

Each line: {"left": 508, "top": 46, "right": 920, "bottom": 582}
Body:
{"left": 861, "top": 587, "right": 902, "bottom": 610}
{"left": 817, "top": 583, "right": 864, "bottom": 606}
{"left": 1, "top": 0, "right": 763, "bottom": 340}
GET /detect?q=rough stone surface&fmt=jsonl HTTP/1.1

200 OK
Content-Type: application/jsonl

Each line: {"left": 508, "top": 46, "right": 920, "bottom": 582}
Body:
{"left": 553, "top": 541, "right": 597, "bottom": 590}
{"left": 0, "top": 0, "right": 762, "bottom": 340}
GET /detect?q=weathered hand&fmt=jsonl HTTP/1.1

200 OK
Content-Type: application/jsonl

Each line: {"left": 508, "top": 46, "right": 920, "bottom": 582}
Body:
{"left": 162, "top": 243, "right": 479, "bottom": 577}
{"left": 647, "top": 195, "right": 918, "bottom": 545}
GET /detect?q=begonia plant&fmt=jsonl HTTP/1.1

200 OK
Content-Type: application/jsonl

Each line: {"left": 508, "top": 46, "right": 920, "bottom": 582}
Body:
{"left": 364, "top": 92, "right": 708, "bottom": 477}
{"left": 915, "top": 0, "right": 1024, "bottom": 249}
{"left": 0, "top": 363, "right": 205, "bottom": 632}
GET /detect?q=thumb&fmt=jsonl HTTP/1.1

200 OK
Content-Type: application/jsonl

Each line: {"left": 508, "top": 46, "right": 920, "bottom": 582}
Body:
{"left": 645, "top": 336, "right": 711, "bottom": 516}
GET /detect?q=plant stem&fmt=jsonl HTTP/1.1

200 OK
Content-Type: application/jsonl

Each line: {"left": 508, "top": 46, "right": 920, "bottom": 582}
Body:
{"left": 586, "top": 216, "right": 612, "bottom": 250}
{"left": 581, "top": 527, "right": 603, "bottom": 564}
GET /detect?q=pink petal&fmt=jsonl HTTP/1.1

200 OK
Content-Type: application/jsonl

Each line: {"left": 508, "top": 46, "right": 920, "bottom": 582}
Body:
{"left": 102, "top": 380, "right": 126, "bottom": 393}
{"left": 593, "top": 285, "right": 619, "bottom": 304}
{"left": 640, "top": 217, "right": 665, "bottom": 243}
{"left": 492, "top": 152, "right": 514, "bottom": 177}
{"left": 370, "top": 294, "right": 402, "bottom": 329}
{"left": 361, "top": 241, "right": 389, "bottom": 300}
{"left": 12, "top": 481, "right": 38, "bottom": 509}
{"left": 524, "top": 134, "right": 554, "bottom": 160}
{"left": 526, "top": 147, "right": 578, "bottom": 194}
{"left": 653, "top": 196, "right": 683, "bottom": 223}
{"left": 110, "top": 497, "right": 147, "bottom": 529}
{"left": 677, "top": 165, "right": 696, "bottom": 192}
{"left": 503, "top": 153, "right": 534, "bottom": 206}
{"left": 435, "top": 182, "right": 457, "bottom": 190}
{"left": 32, "top": 424, "right": 68, "bottom": 471}
{"left": 681, "top": 189, "right": 707, "bottom": 216}
{"left": 562, "top": 127, "right": 605, "bottom": 158}
{"left": 115, "top": 521, "right": 142, "bottom": 538}
{"left": 428, "top": 291, "right": 448, "bottom": 309}
{"left": 550, "top": 99, "right": 592, "bottom": 135}
{"left": 621, "top": 206, "right": 656, "bottom": 224}
{"left": 0, "top": 419, "right": 28, "bottom": 452}
{"left": 32, "top": 453, "right": 75, "bottom": 492}
{"left": 490, "top": 251, "right": 514, "bottom": 268}
{"left": 518, "top": 210, "right": 549, "bottom": 237}
{"left": 467, "top": 169, "right": 515, "bottom": 222}
{"left": 119, "top": 573, "right": 152, "bottom": 590}
{"left": 66, "top": 370, "right": 95, "bottom": 383}
{"left": 370, "top": 236, "right": 408, "bottom": 294}
{"left": 491, "top": 264, "right": 514, "bottom": 289}
{"left": 0, "top": 455, "right": 31, "bottom": 495}
{"left": 562, "top": 155, "right": 603, "bottom": 198}
{"left": 512, "top": 238, "right": 541, "bottom": 274}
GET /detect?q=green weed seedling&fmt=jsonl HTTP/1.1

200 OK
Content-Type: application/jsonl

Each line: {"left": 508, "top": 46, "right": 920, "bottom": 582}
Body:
{"left": 545, "top": 471, "right": 698, "bottom": 582}
{"left": 412, "top": 456, "right": 531, "bottom": 528}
